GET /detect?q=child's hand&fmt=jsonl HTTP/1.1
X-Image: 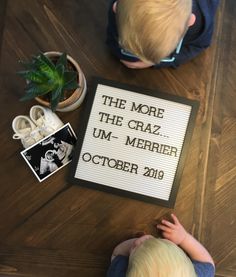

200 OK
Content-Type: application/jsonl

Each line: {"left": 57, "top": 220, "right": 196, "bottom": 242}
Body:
{"left": 156, "top": 214, "right": 188, "bottom": 245}
{"left": 157, "top": 214, "right": 215, "bottom": 265}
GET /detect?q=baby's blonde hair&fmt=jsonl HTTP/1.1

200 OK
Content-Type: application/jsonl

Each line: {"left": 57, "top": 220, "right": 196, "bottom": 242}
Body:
{"left": 127, "top": 238, "right": 197, "bottom": 277}
{"left": 116, "top": 0, "right": 192, "bottom": 63}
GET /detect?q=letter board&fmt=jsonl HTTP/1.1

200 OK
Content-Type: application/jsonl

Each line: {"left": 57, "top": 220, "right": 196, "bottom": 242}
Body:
{"left": 69, "top": 78, "right": 199, "bottom": 207}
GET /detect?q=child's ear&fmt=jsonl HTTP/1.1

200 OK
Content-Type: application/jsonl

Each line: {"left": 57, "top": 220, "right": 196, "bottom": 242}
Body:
{"left": 113, "top": 1, "right": 117, "bottom": 13}
{"left": 188, "top": 13, "right": 196, "bottom": 27}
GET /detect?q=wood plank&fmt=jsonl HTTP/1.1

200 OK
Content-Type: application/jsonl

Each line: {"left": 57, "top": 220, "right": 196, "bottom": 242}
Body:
{"left": 0, "top": 0, "right": 7, "bottom": 60}
{"left": 0, "top": 244, "right": 108, "bottom": 277}
{"left": 199, "top": 0, "right": 236, "bottom": 275}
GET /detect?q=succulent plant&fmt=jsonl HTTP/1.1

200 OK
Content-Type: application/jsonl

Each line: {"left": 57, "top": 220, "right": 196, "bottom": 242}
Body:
{"left": 18, "top": 52, "right": 79, "bottom": 111}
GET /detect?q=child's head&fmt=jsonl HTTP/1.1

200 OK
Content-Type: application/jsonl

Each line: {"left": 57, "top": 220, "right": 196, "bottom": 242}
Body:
{"left": 116, "top": 0, "right": 193, "bottom": 63}
{"left": 127, "top": 238, "right": 196, "bottom": 277}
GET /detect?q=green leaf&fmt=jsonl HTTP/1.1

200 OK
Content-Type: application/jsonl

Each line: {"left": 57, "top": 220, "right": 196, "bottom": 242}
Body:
{"left": 63, "top": 79, "right": 79, "bottom": 91}
{"left": 20, "top": 92, "right": 37, "bottom": 101}
{"left": 56, "top": 52, "right": 67, "bottom": 67}
{"left": 18, "top": 60, "right": 36, "bottom": 71}
{"left": 51, "top": 85, "right": 63, "bottom": 102}
{"left": 17, "top": 70, "right": 48, "bottom": 83}
{"left": 62, "top": 71, "right": 78, "bottom": 90}
{"left": 24, "top": 78, "right": 54, "bottom": 93}
{"left": 56, "top": 64, "right": 65, "bottom": 80}
{"left": 63, "top": 71, "right": 77, "bottom": 83}
{"left": 32, "top": 54, "right": 55, "bottom": 79}
{"left": 50, "top": 86, "right": 63, "bottom": 111}
{"left": 39, "top": 53, "right": 55, "bottom": 69}
{"left": 20, "top": 83, "right": 52, "bottom": 101}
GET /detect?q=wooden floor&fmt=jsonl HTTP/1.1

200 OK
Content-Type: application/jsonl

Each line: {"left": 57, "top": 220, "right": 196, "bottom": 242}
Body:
{"left": 0, "top": 0, "right": 235, "bottom": 276}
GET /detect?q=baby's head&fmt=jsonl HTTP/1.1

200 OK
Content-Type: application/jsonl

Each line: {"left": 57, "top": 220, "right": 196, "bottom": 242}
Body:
{"left": 127, "top": 237, "right": 196, "bottom": 277}
{"left": 116, "top": 0, "right": 194, "bottom": 63}
{"left": 45, "top": 150, "right": 56, "bottom": 161}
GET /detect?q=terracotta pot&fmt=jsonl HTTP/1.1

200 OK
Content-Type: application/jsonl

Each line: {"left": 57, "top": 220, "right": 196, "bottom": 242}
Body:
{"left": 35, "top": 51, "right": 87, "bottom": 112}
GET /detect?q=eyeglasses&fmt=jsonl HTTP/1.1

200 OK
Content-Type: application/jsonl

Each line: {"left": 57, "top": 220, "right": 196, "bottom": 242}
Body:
{"left": 160, "top": 38, "right": 183, "bottom": 62}
{"left": 120, "top": 38, "right": 184, "bottom": 63}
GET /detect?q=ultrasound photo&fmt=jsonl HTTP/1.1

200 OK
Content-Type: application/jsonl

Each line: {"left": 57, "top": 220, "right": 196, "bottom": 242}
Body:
{"left": 21, "top": 123, "right": 77, "bottom": 182}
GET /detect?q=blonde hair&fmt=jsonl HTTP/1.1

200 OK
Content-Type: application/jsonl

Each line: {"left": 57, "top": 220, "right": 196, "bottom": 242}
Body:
{"left": 116, "top": 0, "right": 192, "bottom": 63}
{"left": 127, "top": 238, "right": 197, "bottom": 277}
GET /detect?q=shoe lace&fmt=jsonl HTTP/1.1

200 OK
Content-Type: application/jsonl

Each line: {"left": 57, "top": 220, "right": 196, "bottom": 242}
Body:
{"left": 13, "top": 128, "right": 41, "bottom": 141}
{"left": 39, "top": 125, "right": 55, "bottom": 135}
{"left": 35, "top": 115, "right": 57, "bottom": 135}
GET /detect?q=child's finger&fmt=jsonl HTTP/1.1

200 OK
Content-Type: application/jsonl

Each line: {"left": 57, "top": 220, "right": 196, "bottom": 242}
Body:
{"left": 156, "top": 224, "right": 172, "bottom": 233}
{"left": 171, "top": 213, "right": 180, "bottom": 225}
{"left": 161, "top": 219, "right": 175, "bottom": 228}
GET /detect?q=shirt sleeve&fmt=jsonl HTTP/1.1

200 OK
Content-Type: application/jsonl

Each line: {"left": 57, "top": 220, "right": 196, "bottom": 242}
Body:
{"left": 192, "top": 260, "right": 215, "bottom": 277}
{"left": 106, "top": 255, "right": 129, "bottom": 277}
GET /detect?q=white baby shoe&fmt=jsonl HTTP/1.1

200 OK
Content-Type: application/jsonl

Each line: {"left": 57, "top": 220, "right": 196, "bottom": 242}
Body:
{"left": 30, "top": 105, "right": 64, "bottom": 137}
{"left": 12, "top": 115, "right": 44, "bottom": 149}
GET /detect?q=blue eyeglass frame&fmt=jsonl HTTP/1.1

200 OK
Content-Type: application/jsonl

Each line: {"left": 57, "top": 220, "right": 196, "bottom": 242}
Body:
{"left": 120, "top": 38, "right": 184, "bottom": 63}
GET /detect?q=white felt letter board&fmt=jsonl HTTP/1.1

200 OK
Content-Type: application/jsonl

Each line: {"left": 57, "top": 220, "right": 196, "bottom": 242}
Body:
{"left": 69, "top": 78, "right": 199, "bottom": 207}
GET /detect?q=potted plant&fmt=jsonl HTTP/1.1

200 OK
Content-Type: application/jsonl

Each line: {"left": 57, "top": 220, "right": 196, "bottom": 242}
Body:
{"left": 18, "top": 51, "right": 87, "bottom": 112}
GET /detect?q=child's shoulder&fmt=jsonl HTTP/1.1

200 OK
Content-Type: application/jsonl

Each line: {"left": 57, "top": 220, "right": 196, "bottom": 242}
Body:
{"left": 197, "top": 0, "right": 220, "bottom": 14}
{"left": 107, "top": 255, "right": 128, "bottom": 277}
